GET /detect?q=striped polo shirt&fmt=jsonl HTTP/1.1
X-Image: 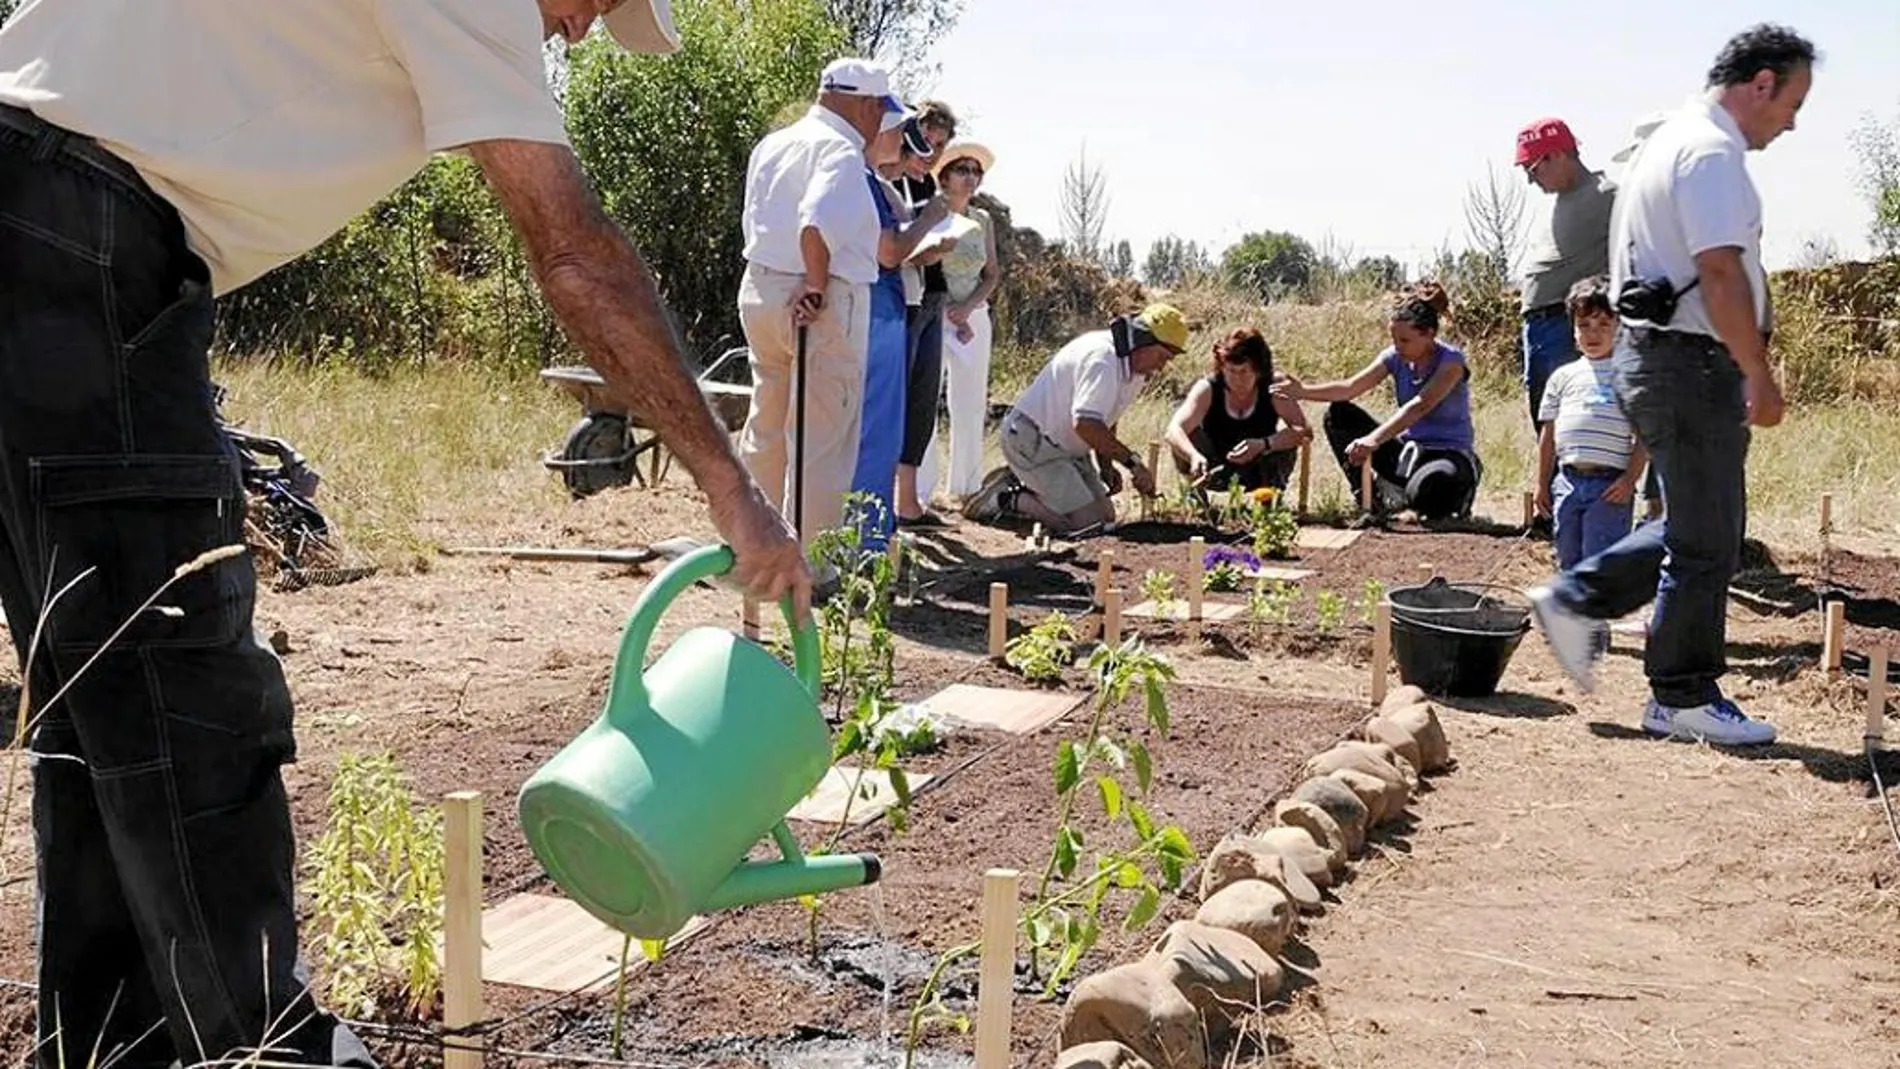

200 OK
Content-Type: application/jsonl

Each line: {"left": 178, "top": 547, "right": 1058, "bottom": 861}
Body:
{"left": 1539, "top": 358, "right": 1636, "bottom": 470}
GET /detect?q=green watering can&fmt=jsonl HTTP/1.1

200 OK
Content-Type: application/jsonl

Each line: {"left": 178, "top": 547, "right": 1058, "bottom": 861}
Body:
{"left": 518, "top": 544, "right": 880, "bottom": 940}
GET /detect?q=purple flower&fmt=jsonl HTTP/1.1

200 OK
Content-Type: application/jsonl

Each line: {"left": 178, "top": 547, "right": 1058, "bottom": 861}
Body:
{"left": 1204, "top": 545, "right": 1261, "bottom": 571}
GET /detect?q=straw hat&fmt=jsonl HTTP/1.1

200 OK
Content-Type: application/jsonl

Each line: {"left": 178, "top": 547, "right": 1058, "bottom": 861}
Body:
{"left": 602, "top": 0, "right": 681, "bottom": 54}
{"left": 933, "top": 139, "right": 995, "bottom": 178}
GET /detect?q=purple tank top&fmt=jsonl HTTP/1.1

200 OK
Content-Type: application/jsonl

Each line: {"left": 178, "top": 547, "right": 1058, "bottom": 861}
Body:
{"left": 1379, "top": 342, "right": 1474, "bottom": 453}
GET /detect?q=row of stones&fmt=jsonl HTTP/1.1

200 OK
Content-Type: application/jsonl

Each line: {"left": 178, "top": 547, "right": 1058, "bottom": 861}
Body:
{"left": 1053, "top": 685, "right": 1451, "bottom": 1069}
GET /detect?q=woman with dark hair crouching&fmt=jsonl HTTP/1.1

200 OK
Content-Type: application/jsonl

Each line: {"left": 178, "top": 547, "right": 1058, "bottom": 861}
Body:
{"left": 1274, "top": 283, "right": 1482, "bottom": 520}
{"left": 1164, "top": 326, "right": 1312, "bottom": 495}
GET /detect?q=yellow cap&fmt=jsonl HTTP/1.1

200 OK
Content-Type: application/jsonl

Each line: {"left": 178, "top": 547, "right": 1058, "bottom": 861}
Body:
{"left": 1134, "top": 303, "right": 1190, "bottom": 353}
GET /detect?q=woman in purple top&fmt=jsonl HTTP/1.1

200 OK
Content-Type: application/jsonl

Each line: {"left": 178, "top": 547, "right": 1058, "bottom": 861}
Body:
{"left": 1274, "top": 284, "right": 1482, "bottom": 520}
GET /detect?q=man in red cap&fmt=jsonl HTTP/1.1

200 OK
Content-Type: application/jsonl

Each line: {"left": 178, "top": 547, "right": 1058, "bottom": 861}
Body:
{"left": 1515, "top": 117, "right": 1617, "bottom": 431}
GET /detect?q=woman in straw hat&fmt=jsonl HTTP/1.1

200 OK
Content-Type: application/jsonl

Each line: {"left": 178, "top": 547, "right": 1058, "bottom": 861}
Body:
{"left": 915, "top": 139, "right": 1001, "bottom": 506}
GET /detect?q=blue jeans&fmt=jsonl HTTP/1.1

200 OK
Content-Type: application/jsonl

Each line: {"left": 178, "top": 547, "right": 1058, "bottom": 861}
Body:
{"left": 1551, "top": 467, "right": 1635, "bottom": 571}
{"left": 1551, "top": 328, "right": 1749, "bottom": 708}
{"left": 1523, "top": 309, "right": 1580, "bottom": 426}
{"left": 0, "top": 106, "right": 374, "bottom": 1068}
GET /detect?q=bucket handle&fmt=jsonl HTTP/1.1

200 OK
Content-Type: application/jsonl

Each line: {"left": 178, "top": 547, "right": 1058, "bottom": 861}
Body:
{"left": 607, "top": 544, "right": 821, "bottom": 724}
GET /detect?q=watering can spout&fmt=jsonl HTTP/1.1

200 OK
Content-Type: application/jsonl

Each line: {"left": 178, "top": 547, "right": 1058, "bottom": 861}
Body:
{"left": 702, "top": 851, "right": 882, "bottom": 913}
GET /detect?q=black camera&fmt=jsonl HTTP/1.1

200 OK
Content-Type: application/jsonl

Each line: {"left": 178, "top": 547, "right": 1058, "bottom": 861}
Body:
{"left": 1615, "top": 275, "right": 1700, "bottom": 326}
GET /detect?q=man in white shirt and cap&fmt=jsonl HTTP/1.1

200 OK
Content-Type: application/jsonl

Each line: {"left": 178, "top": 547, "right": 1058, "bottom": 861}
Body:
{"left": 1529, "top": 24, "right": 1815, "bottom": 749}
{"left": 0, "top": 2, "right": 808, "bottom": 1064}
{"left": 738, "top": 58, "right": 927, "bottom": 550}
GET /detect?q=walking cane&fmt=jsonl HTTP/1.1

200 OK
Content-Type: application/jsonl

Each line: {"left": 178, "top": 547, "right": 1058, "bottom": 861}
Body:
{"left": 794, "top": 321, "right": 809, "bottom": 545}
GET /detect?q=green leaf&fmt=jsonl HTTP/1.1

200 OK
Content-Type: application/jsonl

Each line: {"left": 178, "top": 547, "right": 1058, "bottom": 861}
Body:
{"left": 1055, "top": 826, "right": 1079, "bottom": 879}
{"left": 637, "top": 938, "right": 667, "bottom": 963}
{"left": 889, "top": 766, "right": 912, "bottom": 807}
{"left": 1158, "top": 853, "right": 1185, "bottom": 888}
{"left": 1125, "top": 886, "right": 1162, "bottom": 931}
{"left": 1054, "top": 740, "right": 1081, "bottom": 796}
{"left": 1129, "top": 740, "right": 1153, "bottom": 794}
{"left": 832, "top": 720, "right": 865, "bottom": 760}
{"left": 1116, "top": 861, "right": 1144, "bottom": 888}
{"left": 1091, "top": 737, "right": 1126, "bottom": 770}
{"left": 1096, "top": 775, "right": 1123, "bottom": 822}
{"left": 1128, "top": 801, "right": 1155, "bottom": 841}
{"left": 1026, "top": 915, "right": 1055, "bottom": 947}
{"left": 1144, "top": 676, "right": 1171, "bottom": 735}
{"left": 1157, "top": 826, "right": 1197, "bottom": 862}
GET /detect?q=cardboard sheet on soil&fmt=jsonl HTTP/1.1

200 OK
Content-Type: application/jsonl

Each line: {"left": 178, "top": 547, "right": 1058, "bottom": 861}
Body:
{"left": 1125, "top": 600, "right": 1246, "bottom": 622}
{"left": 788, "top": 766, "right": 936, "bottom": 825}
{"left": 923, "top": 683, "right": 1083, "bottom": 734}
{"left": 479, "top": 893, "right": 707, "bottom": 993}
{"left": 1296, "top": 528, "right": 1363, "bottom": 551}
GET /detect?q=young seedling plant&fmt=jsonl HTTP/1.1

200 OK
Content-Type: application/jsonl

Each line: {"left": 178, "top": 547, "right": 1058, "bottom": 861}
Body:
{"left": 1006, "top": 611, "right": 1077, "bottom": 684}
{"left": 1245, "top": 577, "right": 1298, "bottom": 641}
{"left": 1248, "top": 488, "right": 1299, "bottom": 561}
{"left": 1140, "top": 568, "right": 1180, "bottom": 620}
{"left": 904, "top": 637, "right": 1194, "bottom": 1066}
{"left": 1355, "top": 577, "right": 1386, "bottom": 625}
{"left": 1315, "top": 589, "right": 1347, "bottom": 635}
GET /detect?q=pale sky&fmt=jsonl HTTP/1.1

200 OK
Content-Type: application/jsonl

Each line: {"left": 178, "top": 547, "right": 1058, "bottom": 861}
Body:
{"left": 924, "top": 1, "right": 1900, "bottom": 274}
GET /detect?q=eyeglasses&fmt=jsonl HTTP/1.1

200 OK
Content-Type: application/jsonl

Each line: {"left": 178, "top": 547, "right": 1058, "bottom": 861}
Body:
{"left": 944, "top": 163, "right": 984, "bottom": 178}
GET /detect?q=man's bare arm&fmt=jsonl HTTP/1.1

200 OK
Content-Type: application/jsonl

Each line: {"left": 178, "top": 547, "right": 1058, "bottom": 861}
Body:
{"left": 1694, "top": 247, "right": 1768, "bottom": 377}
{"left": 469, "top": 139, "right": 810, "bottom": 604}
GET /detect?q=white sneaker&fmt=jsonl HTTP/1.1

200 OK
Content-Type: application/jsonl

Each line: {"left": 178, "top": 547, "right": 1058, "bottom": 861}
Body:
{"left": 1642, "top": 698, "right": 1777, "bottom": 746}
{"left": 1527, "top": 585, "right": 1605, "bottom": 693}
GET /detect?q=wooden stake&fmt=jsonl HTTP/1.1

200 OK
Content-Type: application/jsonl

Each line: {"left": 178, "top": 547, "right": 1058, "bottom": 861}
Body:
{"left": 443, "top": 791, "right": 484, "bottom": 1069}
{"left": 1820, "top": 492, "right": 1834, "bottom": 537}
{"left": 1030, "top": 522, "right": 1045, "bottom": 550}
{"left": 1187, "top": 536, "right": 1205, "bottom": 621}
{"left": 1095, "top": 548, "right": 1116, "bottom": 608}
{"left": 973, "top": 868, "right": 1021, "bottom": 1069}
{"left": 1360, "top": 461, "right": 1375, "bottom": 514}
{"left": 1296, "top": 441, "right": 1311, "bottom": 516}
{"left": 1144, "top": 440, "right": 1161, "bottom": 520}
{"left": 1104, "top": 589, "right": 1123, "bottom": 647}
{"left": 1823, "top": 600, "right": 1846, "bottom": 676}
{"left": 989, "top": 582, "right": 1009, "bottom": 659}
{"left": 741, "top": 598, "right": 761, "bottom": 641}
{"left": 1371, "top": 601, "right": 1392, "bottom": 706}
{"left": 1868, "top": 646, "right": 1891, "bottom": 744}
{"left": 1524, "top": 490, "right": 1537, "bottom": 529}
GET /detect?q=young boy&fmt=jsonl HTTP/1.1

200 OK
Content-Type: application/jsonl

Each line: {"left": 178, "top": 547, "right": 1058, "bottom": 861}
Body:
{"left": 1535, "top": 276, "right": 1648, "bottom": 570}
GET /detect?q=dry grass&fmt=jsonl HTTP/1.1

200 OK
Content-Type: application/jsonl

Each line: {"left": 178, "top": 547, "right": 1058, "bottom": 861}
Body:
{"left": 216, "top": 282, "right": 1900, "bottom": 567}
{"left": 214, "top": 358, "right": 575, "bottom": 563}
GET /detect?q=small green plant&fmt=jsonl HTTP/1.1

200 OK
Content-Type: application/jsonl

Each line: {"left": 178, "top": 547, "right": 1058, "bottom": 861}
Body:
{"left": 1315, "top": 590, "right": 1347, "bottom": 635}
{"left": 1356, "top": 578, "right": 1386, "bottom": 625}
{"left": 904, "top": 639, "right": 1193, "bottom": 1065}
{"left": 797, "top": 494, "right": 926, "bottom": 960}
{"left": 1007, "top": 611, "right": 1078, "bottom": 683}
{"left": 1248, "top": 489, "right": 1300, "bottom": 560}
{"left": 1246, "top": 577, "right": 1298, "bottom": 638}
{"left": 1140, "top": 568, "right": 1179, "bottom": 619}
{"left": 1201, "top": 545, "right": 1258, "bottom": 593}
{"left": 304, "top": 751, "right": 445, "bottom": 1019}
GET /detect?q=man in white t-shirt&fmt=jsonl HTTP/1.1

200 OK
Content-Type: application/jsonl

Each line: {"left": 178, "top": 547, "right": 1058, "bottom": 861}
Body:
{"left": 737, "top": 58, "right": 924, "bottom": 550}
{"left": 962, "top": 304, "right": 1188, "bottom": 534}
{"left": 0, "top": 2, "right": 810, "bottom": 1064}
{"left": 1529, "top": 24, "right": 1815, "bottom": 749}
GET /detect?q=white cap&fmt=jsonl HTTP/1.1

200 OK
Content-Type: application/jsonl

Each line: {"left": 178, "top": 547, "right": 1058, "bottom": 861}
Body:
{"left": 819, "top": 58, "right": 903, "bottom": 115}
{"left": 879, "top": 104, "right": 918, "bottom": 134}
{"left": 601, "top": 0, "right": 680, "bottom": 54}
{"left": 1610, "top": 112, "right": 1670, "bottom": 165}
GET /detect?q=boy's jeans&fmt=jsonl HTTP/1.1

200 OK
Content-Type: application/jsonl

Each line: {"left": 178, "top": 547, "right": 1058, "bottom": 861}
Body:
{"left": 1550, "top": 328, "right": 1750, "bottom": 709}
{"left": 1551, "top": 466, "right": 1635, "bottom": 570}
{"left": 1522, "top": 307, "right": 1579, "bottom": 426}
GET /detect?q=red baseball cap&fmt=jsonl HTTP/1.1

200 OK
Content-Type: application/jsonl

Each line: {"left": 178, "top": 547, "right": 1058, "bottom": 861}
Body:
{"left": 1515, "top": 118, "right": 1578, "bottom": 166}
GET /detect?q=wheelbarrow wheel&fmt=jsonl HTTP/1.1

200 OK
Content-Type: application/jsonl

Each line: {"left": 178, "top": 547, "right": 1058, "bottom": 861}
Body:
{"left": 560, "top": 413, "right": 638, "bottom": 499}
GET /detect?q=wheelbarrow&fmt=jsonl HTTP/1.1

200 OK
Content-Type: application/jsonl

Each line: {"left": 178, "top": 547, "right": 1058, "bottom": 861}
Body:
{"left": 540, "top": 347, "right": 753, "bottom": 499}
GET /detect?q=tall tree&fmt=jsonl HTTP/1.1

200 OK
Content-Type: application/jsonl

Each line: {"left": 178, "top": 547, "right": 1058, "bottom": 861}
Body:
{"left": 825, "top": 0, "right": 964, "bottom": 85}
{"left": 1059, "top": 146, "right": 1109, "bottom": 264}
{"left": 1221, "top": 230, "right": 1318, "bottom": 302}
{"left": 1106, "top": 239, "right": 1134, "bottom": 280}
{"left": 1142, "top": 235, "right": 1211, "bottom": 288}
{"left": 1849, "top": 108, "right": 1900, "bottom": 256}
{"left": 1463, "top": 162, "right": 1527, "bottom": 284}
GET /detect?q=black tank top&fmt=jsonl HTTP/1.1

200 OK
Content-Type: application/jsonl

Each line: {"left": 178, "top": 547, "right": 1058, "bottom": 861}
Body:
{"left": 1203, "top": 374, "right": 1278, "bottom": 454}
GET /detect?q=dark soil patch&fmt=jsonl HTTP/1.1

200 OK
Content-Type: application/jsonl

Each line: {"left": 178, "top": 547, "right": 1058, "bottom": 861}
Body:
{"left": 486, "top": 680, "right": 1367, "bottom": 1068}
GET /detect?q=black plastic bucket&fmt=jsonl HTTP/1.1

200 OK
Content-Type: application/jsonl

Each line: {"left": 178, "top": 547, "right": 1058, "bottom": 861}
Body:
{"left": 1387, "top": 579, "right": 1531, "bottom": 697}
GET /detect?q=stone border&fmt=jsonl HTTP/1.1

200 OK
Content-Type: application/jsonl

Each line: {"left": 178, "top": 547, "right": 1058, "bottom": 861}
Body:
{"left": 1053, "top": 684, "right": 1451, "bottom": 1069}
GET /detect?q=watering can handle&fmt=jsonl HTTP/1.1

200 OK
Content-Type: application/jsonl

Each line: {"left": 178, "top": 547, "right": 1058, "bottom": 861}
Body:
{"left": 609, "top": 544, "right": 822, "bottom": 713}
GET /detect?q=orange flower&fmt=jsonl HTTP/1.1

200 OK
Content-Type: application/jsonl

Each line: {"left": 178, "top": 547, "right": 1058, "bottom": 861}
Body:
{"left": 1248, "top": 487, "right": 1280, "bottom": 505}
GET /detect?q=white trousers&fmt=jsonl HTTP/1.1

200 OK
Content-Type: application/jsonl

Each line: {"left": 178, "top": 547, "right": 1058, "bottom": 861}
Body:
{"left": 917, "top": 302, "right": 993, "bottom": 498}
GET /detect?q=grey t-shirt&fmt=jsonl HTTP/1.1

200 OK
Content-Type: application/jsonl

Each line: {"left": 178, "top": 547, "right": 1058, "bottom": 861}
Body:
{"left": 1520, "top": 172, "right": 1616, "bottom": 310}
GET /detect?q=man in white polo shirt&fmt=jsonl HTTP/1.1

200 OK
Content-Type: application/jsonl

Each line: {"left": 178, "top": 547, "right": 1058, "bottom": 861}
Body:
{"left": 739, "top": 58, "right": 930, "bottom": 549}
{"left": 0, "top": 2, "right": 811, "bottom": 1065}
{"left": 1529, "top": 24, "right": 1815, "bottom": 748}
{"left": 963, "top": 304, "right": 1187, "bottom": 534}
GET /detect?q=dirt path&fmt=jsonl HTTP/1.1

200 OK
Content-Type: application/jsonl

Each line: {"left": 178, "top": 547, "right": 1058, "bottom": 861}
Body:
{"left": 1262, "top": 610, "right": 1900, "bottom": 1068}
